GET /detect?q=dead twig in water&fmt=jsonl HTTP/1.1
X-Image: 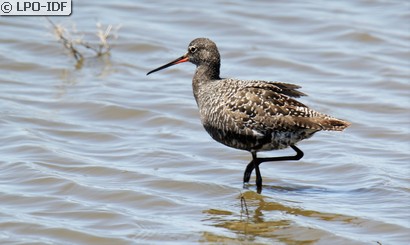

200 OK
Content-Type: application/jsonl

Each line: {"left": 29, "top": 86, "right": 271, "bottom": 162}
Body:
{"left": 46, "top": 17, "right": 83, "bottom": 61}
{"left": 46, "top": 17, "right": 120, "bottom": 63}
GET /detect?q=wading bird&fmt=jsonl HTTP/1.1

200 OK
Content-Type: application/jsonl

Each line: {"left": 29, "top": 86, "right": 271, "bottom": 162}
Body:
{"left": 147, "top": 38, "right": 350, "bottom": 193}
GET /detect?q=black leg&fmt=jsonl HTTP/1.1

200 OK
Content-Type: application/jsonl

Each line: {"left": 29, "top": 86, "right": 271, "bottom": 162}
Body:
{"left": 243, "top": 151, "right": 259, "bottom": 183}
{"left": 254, "top": 160, "right": 262, "bottom": 194}
{"left": 242, "top": 145, "right": 304, "bottom": 192}
{"left": 258, "top": 145, "right": 304, "bottom": 163}
{"left": 243, "top": 159, "right": 255, "bottom": 183}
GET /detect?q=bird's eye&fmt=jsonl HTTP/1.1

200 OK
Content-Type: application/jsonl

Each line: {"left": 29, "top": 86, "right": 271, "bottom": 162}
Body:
{"left": 189, "top": 46, "right": 197, "bottom": 53}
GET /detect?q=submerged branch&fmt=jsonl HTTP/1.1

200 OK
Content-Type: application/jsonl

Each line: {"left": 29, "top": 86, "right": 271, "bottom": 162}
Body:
{"left": 46, "top": 17, "right": 120, "bottom": 64}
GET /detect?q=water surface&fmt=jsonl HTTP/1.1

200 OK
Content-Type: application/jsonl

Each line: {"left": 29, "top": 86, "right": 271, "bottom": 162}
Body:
{"left": 0, "top": 1, "right": 409, "bottom": 244}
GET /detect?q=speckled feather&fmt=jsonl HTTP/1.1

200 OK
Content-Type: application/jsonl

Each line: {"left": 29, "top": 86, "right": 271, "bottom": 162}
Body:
{"left": 148, "top": 38, "right": 350, "bottom": 152}
{"left": 186, "top": 38, "right": 350, "bottom": 151}
{"left": 195, "top": 78, "right": 349, "bottom": 151}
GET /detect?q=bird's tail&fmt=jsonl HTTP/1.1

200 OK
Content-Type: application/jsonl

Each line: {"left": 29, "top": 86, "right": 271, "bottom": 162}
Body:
{"left": 290, "top": 115, "right": 351, "bottom": 131}
{"left": 319, "top": 117, "right": 351, "bottom": 131}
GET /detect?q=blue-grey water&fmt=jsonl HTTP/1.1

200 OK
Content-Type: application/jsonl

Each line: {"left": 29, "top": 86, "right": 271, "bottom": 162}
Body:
{"left": 0, "top": 1, "right": 409, "bottom": 244}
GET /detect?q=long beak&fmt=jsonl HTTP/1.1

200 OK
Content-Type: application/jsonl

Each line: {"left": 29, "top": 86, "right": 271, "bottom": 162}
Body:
{"left": 146, "top": 54, "right": 189, "bottom": 75}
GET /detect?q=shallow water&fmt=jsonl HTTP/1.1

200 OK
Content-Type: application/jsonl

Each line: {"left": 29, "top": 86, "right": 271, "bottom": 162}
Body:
{"left": 0, "top": 1, "right": 409, "bottom": 244}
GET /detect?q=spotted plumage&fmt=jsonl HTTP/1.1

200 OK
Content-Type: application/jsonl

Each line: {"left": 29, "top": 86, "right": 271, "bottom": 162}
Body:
{"left": 147, "top": 38, "right": 350, "bottom": 193}
{"left": 195, "top": 78, "right": 347, "bottom": 151}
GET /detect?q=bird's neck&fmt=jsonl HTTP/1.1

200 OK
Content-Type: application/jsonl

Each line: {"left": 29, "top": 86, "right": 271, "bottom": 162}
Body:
{"left": 192, "top": 63, "right": 220, "bottom": 103}
{"left": 194, "top": 62, "right": 220, "bottom": 81}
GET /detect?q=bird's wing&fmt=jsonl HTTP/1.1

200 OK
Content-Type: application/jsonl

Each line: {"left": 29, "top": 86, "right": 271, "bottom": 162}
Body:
{"left": 250, "top": 81, "right": 307, "bottom": 98}
{"left": 223, "top": 81, "right": 349, "bottom": 132}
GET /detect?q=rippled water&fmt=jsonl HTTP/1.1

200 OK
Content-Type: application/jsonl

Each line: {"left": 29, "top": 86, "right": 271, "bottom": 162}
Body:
{"left": 1, "top": 1, "right": 409, "bottom": 244}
